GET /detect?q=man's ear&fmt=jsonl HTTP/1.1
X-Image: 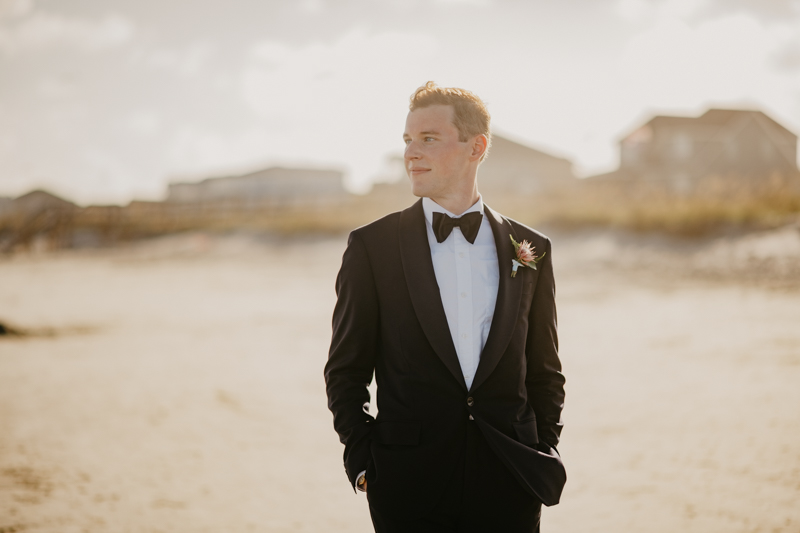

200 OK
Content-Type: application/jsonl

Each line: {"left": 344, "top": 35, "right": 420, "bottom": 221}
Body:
{"left": 469, "top": 134, "right": 488, "bottom": 162}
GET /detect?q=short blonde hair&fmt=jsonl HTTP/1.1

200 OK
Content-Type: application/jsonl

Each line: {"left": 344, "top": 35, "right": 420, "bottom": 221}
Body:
{"left": 409, "top": 81, "right": 491, "bottom": 161}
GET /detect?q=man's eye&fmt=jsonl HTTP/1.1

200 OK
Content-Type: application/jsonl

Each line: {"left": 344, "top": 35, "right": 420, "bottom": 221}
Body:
{"left": 424, "top": 137, "right": 434, "bottom": 142}
{"left": 404, "top": 139, "right": 411, "bottom": 145}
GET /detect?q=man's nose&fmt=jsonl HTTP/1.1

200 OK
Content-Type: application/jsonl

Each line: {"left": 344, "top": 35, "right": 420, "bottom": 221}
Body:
{"left": 404, "top": 141, "right": 421, "bottom": 160}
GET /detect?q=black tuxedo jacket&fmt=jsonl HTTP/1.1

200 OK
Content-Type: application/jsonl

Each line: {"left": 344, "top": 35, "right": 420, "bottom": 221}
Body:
{"left": 325, "top": 199, "right": 566, "bottom": 516}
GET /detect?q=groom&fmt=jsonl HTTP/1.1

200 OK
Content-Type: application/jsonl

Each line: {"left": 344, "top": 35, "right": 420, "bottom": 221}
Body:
{"left": 325, "top": 82, "right": 566, "bottom": 532}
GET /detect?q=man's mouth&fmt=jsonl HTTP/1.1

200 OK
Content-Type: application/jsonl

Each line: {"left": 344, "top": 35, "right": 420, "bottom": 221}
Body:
{"left": 409, "top": 167, "right": 430, "bottom": 175}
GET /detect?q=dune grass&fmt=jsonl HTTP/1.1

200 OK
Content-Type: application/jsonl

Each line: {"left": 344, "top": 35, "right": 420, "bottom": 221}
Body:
{"left": 495, "top": 181, "right": 800, "bottom": 237}
{"left": 2, "top": 179, "right": 799, "bottom": 251}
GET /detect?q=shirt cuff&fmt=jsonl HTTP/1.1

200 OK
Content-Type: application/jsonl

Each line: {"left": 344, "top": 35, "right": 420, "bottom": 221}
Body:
{"left": 355, "top": 470, "right": 366, "bottom": 492}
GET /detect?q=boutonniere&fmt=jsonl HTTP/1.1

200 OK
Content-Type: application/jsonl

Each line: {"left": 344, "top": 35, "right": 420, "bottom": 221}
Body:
{"left": 509, "top": 235, "right": 545, "bottom": 278}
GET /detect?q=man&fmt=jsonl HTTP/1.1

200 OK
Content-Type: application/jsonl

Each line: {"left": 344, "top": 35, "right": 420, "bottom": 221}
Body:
{"left": 325, "top": 82, "right": 566, "bottom": 532}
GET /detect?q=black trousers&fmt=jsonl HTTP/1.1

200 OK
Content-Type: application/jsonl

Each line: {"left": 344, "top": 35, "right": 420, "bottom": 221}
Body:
{"left": 368, "top": 421, "right": 542, "bottom": 533}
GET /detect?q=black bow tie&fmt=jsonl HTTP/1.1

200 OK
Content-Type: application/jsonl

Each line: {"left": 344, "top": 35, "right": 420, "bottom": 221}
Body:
{"left": 432, "top": 211, "right": 483, "bottom": 244}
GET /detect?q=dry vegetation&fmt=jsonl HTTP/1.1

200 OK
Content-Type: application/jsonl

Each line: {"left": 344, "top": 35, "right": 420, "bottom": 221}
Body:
{"left": 495, "top": 180, "right": 800, "bottom": 237}
{"left": 2, "top": 179, "right": 800, "bottom": 253}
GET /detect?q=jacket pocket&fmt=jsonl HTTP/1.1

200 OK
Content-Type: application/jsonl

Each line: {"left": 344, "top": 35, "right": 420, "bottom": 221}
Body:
{"left": 372, "top": 421, "right": 421, "bottom": 446}
{"left": 513, "top": 417, "right": 539, "bottom": 446}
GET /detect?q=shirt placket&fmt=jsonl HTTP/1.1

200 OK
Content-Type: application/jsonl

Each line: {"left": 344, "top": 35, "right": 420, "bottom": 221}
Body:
{"left": 454, "top": 228, "right": 475, "bottom": 388}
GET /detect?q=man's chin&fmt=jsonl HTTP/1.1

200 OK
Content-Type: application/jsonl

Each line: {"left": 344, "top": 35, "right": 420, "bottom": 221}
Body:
{"left": 410, "top": 183, "right": 430, "bottom": 198}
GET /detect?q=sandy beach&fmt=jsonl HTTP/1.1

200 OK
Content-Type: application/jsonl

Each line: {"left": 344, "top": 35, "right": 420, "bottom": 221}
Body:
{"left": 1, "top": 226, "right": 799, "bottom": 532}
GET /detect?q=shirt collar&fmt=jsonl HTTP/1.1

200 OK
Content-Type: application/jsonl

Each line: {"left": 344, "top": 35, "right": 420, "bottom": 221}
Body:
{"left": 422, "top": 196, "right": 485, "bottom": 227}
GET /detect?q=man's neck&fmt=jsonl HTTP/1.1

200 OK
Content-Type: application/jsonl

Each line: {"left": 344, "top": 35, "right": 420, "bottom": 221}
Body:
{"left": 429, "top": 188, "right": 481, "bottom": 216}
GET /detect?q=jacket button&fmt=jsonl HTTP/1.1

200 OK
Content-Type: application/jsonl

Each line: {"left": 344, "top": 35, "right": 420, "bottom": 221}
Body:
{"left": 467, "top": 396, "right": 474, "bottom": 407}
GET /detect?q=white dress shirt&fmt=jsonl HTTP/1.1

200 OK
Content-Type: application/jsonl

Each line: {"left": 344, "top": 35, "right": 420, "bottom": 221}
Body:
{"left": 356, "top": 196, "right": 500, "bottom": 491}
{"left": 422, "top": 197, "right": 500, "bottom": 390}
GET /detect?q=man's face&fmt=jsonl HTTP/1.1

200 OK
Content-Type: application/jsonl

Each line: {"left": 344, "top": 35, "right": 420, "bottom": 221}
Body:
{"left": 403, "top": 105, "right": 473, "bottom": 200}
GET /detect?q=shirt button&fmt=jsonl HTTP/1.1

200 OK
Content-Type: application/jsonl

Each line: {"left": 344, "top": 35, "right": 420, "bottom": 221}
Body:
{"left": 460, "top": 292, "right": 467, "bottom": 298}
{"left": 461, "top": 333, "right": 468, "bottom": 339}
{"left": 459, "top": 252, "right": 465, "bottom": 258}
{"left": 467, "top": 397, "right": 474, "bottom": 407}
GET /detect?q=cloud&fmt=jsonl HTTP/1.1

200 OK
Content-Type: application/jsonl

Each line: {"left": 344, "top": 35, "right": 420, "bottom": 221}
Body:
{"left": 166, "top": 126, "right": 277, "bottom": 179}
{"left": 35, "top": 75, "right": 75, "bottom": 99}
{"left": 616, "top": 0, "right": 800, "bottom": 23}
{"left": 298, "top": 0, "right": 325, "bottom": 14}
{"left": 80, "top": 146, "right": 140, "bottom": 199}
{"left": 615, "top": 0, "right": 710, "bottom": 23}
{"left": 0, "top": 10, "right": 135, "bottom": 54}
{"left": 703, "top": 0, "right": 800, "bottom": 21}
{"left": 0, "top": 0, "right": 33, "bottom": 21}
{"left": 239, "top": 29, "right": 440, "bottom": 188}
{"left": 126, "top": 110, "right": 162, "bottom": 136}
{"left": 0, "top": 130, "right": 16, "bottom": 171}
{"left": 609, "top": 13, "right": 797, "bottom": 121}
{"left": 132, "top": 42, "right": 215, "bottom": 76}
{"left": 773, "top": 42, "right": 800, "bottom": 70}
{"left": 434, "top": 0, "right": 492, "bottom": 6}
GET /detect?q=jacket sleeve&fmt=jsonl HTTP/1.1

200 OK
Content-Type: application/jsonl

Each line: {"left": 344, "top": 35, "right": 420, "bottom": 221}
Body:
{"left": 524, "top": 237, "right": 566, "bottom": 449}
{"left": 324, "top": 231, "right": 379, "bottom": 489}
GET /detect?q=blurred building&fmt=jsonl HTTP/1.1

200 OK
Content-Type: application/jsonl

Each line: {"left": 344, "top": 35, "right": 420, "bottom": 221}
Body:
{"left": 0, "top": 197, "right": 12, "bottom": 217}
{"left": 598, "top": 109, "right": 799, "bottom": 192}
{"left": 0, "top": 190, "right": 77, "bottom": 252}
{"left": 6, "top": 190, "right": 76, "bottom": 216}
{"left": 480, "top": 133, "right": 575, "bottom": 195}
{"left": 167, "top": 166, "right": 348, "bottom": 207}
{"left": 368, "top": 133, "right": 576, "bottom": 208}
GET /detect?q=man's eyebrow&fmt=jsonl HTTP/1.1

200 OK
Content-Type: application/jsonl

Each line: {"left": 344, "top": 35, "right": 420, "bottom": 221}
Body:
{"left": 403, "top": 130, "right": 440, "bottom": 138}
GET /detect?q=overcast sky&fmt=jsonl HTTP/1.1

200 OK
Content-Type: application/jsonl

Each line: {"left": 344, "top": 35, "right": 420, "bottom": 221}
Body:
{"left": 2, "top": 0, "right": 799, "bottom": 204}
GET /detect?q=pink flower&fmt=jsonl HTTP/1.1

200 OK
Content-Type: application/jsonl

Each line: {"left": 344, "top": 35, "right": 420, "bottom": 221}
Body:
{"left": 509, "top": 234, "right": 545, "bottom": 277}
{"left": 516, "top": 240, "right": 537, "bottom": 264}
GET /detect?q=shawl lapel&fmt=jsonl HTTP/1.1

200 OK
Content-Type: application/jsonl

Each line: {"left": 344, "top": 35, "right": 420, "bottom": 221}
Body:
{"left": 399, "top": 200, "right": 468, "bottom": 391}
{"left": 469, "top": 204, "right": 524, "bottom": 393}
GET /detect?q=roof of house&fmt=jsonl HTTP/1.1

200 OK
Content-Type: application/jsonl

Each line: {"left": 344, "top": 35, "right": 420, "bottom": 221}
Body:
{"left": 626, "top": 109, "right": 797, "bottom": 141}
{"left": 170, "top": 166, "right": 344, "bottom": 187}
{"left": 13, "top": 189, "right": 76, "bottom": 210}
{"left": 490, "top": 133, "right": 572, "bottom": 164}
